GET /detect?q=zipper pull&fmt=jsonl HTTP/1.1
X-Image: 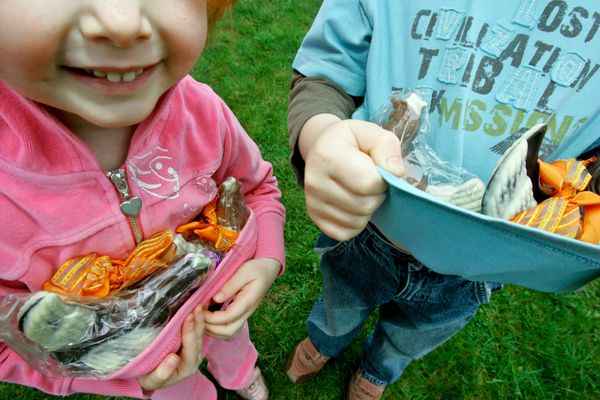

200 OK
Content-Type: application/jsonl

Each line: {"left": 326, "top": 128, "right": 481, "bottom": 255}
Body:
{"left": 106, "top": 169, "right": 142, "bottom": 217}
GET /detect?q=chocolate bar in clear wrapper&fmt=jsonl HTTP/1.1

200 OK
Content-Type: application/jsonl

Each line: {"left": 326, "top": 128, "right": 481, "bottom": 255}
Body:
{"left": 372, "top": 90, "right": 486, "bottom": 212}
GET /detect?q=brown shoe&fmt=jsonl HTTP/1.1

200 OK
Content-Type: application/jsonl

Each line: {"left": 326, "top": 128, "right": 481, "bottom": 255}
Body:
{"left": 346, "top": 370, "right": 386, "bottom": 400}
{"left": 286, "top": 337, "right": 330, "bottom": 383}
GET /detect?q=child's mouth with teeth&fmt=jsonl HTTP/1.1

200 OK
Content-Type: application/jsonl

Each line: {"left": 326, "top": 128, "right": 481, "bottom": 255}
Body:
{"left": 79, "top": 68, "right": 145, "bottom": 83}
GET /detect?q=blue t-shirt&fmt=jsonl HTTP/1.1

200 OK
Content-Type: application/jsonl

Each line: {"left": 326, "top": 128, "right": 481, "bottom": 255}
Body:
{"left": 293, "top": 0, "right": 600, "bottom": 182}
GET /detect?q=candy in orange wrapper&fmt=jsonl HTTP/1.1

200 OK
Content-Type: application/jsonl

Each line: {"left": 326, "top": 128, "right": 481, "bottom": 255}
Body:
{"left": 176, "top": 198, "right": 240, "bottom": 252}
{"left": 510, "top": 157, "right": 600, "bottom": 245}
{"left": 474, "top": 123, "right": 600, "bottom": 245}
{"left": 42, "top": 230, "right": 177, "bottom": 297}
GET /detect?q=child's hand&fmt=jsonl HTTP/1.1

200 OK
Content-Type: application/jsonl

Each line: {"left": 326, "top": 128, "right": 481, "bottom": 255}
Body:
{"left": 137, "top": 305, "right": 204, "bottom": 391}
{"left": 203, "top": 258, "right": 280, "bottom": 339}
{"left": 299, "top": 114, "right": 404, "bottom": 241}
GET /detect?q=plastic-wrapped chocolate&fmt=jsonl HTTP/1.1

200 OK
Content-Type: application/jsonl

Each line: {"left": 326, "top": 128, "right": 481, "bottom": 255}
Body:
{"left": 216, "top": 176, "right": 250, "bottom": 232}
{"left": 381, "top": 93, "right": 427, "bottom": 159}
{"left": 372, "top": 90, "right": 486, "bottom": 212}
{"left": 1, "top": 245, "right": 214, "bottom": 377}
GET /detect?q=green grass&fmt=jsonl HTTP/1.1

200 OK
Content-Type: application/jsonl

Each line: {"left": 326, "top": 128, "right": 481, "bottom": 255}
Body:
{"left": 1, "top": 1, "right": 598, "bottom": 399}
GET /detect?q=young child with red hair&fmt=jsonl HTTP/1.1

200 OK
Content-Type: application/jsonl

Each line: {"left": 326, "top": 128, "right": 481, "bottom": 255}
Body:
{"left": 0, "top": 1, "right": 282, "bottom": 399}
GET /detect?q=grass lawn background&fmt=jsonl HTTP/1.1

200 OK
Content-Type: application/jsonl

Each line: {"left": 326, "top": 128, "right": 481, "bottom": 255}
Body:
{"left": 1, "top": 1, "right": 598, "bottom": 399}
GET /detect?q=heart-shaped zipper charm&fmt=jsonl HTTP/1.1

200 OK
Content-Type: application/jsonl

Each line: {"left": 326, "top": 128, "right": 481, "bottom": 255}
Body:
{"left": 120, "top": 197, "right": 142, "bottom": 217}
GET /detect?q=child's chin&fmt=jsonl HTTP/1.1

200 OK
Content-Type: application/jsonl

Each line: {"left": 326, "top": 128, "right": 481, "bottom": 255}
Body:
{"left": 84, "top": 108, "right": 153, "bottom": 129}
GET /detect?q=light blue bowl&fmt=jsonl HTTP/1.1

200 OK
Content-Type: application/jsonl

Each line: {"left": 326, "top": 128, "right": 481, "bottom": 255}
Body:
{"left": 371, "top": 167, "right": 600, "bottom": 292}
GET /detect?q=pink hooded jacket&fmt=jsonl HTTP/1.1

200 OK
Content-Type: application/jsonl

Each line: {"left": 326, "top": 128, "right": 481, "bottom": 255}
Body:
{"left": 0, "top": 75, "right": 285, "bottom": 398}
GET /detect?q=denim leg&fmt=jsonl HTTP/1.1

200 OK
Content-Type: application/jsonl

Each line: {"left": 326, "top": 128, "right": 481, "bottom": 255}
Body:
{"left": 306, "top": 225, "right": 411, "bottom": 358}
{"left": 360, "top": 266, "right": 489, "bottom": 386}
{"left": 307, "top": 293, "right": 372, "bottom": 357}
{"left": 306, "top": 225, "right": 495, "bottom": 386}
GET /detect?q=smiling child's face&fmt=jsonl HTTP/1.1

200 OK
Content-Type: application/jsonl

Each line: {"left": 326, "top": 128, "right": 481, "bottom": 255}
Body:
{"left": 0, "top": 0, "right": 208, "bottom": 129}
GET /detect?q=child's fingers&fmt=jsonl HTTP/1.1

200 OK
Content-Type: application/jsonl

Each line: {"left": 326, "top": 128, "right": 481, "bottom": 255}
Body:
{"left": 211, "top": 273, "right": 248, "bottom": 304}
{"left": 204, "top": 311, "right": 249, "bottom": 339}
{"left": 154, "top": 355, "right": 180, "bottom": 381}
{"left": 138, "top": 311, "right": 203, "bottom": 391}
{"left": 203, "top": 297, "right": 251, "bottom": 338}
{"left": 204, "top": 298, "right": 246, "bottom": 325}
{"left": 137, "top": 354, "right": 179, "bottom": 390}
{"left": 193, "top": 305, "right": 205, "bottom": 352}
{"left": 179, "top": 312, "right": 204, "bottom": 368}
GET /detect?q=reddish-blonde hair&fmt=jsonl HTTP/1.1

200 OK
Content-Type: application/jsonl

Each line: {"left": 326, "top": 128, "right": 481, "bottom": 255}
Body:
{"left": 208, "top": 0, "right": 235, "bottom": 26}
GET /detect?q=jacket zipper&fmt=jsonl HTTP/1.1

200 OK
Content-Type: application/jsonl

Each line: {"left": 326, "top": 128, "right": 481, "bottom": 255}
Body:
{"left": 106, "top": 168, "right": 144, "bottom": 244}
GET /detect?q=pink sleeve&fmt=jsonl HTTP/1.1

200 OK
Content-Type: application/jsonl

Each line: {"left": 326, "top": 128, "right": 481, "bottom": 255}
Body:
{"left": 0, "top": 344, "right": 150, "bottom": 398}
{"left": 213, "top": 98, "right": 286, "bottom": 274}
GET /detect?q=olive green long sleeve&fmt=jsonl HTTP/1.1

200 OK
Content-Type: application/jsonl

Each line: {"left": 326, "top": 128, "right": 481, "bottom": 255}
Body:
{"left": 288, "top": 70, "right": 360, "bottom": 185}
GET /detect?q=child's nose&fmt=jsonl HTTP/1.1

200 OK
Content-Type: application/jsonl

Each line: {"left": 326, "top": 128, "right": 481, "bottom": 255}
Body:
{"left": 80, "top": 1, "right": 152, "bottom": 47}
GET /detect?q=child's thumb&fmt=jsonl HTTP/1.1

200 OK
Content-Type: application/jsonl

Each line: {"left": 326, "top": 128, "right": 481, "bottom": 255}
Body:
{"left": 369, "top": 130, "right": 405, "bottom": 177}
{"left": 212, "top": 275, "right": 242, "bottom": 304}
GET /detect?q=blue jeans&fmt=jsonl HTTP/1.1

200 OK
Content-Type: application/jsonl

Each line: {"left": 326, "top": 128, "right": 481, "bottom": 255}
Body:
{"left": 307, "top": 224, "right": 498, "bottom": 387}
